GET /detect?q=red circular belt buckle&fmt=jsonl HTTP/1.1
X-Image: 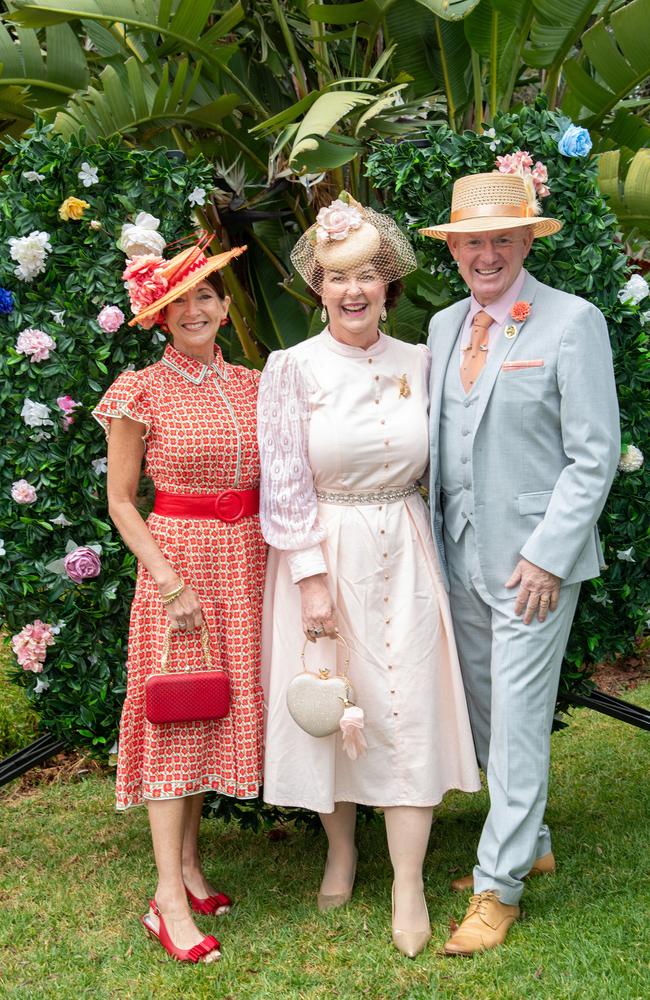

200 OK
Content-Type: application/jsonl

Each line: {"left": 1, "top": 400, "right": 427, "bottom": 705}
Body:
{"left": 214, "top": 490, "right": 245, "bottom": 522}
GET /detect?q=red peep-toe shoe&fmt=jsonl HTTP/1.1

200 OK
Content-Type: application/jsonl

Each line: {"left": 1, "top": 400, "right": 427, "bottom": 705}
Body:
{"left": 185, "top": 885, "right": 232, "bottom": 916}
{"left": 141, "top": 899, "right": 221, "bottom": 963}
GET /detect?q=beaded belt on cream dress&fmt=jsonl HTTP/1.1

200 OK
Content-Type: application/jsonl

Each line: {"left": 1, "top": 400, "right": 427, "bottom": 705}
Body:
{"left": 315, "top": 483, "right": 418, "bottom": 505}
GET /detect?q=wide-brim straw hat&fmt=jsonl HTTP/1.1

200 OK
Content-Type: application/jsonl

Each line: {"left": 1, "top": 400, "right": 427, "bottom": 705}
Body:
{"left": 419, "top": 173, "right": 561, "bottom": 241}
{"left": 127, "top": 239, "right": 247, "bottom": 328}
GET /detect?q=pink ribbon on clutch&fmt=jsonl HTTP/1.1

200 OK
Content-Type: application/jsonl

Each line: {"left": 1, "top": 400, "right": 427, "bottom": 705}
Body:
{"left": 339, "top": 705, "right": 367, "bottom": 759}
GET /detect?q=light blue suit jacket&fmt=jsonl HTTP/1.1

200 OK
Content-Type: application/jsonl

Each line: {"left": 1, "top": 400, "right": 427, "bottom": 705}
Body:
{"left": 427, "top": 271, "right": 620, "bottom": 598}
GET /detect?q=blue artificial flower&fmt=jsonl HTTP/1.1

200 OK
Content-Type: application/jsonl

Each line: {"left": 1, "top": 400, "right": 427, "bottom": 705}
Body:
{"left": 0, "top": 287, "right": 14, "bottom": 314}
{"left": 558, "top": 124, "right": 592, "bottom": 158}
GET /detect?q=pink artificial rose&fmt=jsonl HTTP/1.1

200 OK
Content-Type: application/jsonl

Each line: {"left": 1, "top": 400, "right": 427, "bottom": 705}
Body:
{"left": 15, "top": 328, "right": 56, "bottom": 362}
{"left": 11, "top": 479, "right": 37, "bottom": 504}
{"left": 316, "top": 200, "right": 363, "bottom": 243}
{"left": 531, "top": 161, "right": 550, "bottom": 197}
{"left": 122, "top": 255, "right": 168, "bottom": 317}
{"left": 11, "top": 619, "right": 54, "bottom": 672}
{"left": 57, "top": 395, "right": 81, "bottom": 430}
{"left": 63, "top": 545, "right": 101, "bottom": 583}
{"left": 496, "top": 150, "right": 534, "bottom": 175}
{"left": 97, "top": 304, "right": 125, "bottom": 333}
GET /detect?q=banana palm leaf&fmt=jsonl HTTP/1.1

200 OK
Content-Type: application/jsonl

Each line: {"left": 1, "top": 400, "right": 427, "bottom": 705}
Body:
{"left": 562, "top": 0, "right": 650, "bottom": 128}
{"left": 0, "top": 21, "right": 88, "bottom": 108}
{"left": 289, "top": 90, "right": 376, "bottom": 164}
{"left": 598, "top": 147, "right": 650, "bottom": 239}
{"left": 523, "top": 0, "right": 597, "bottom": 72}
{"left": 54, "top": 56, "right": 240, "bottom": 140}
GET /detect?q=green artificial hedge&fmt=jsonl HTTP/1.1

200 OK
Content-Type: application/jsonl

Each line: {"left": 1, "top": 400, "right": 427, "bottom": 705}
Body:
{"left": 0, "top": 125, "right": 212, "bottom": 752}
{"left": 366, "top": 100, "right": 649, "bottom": 692}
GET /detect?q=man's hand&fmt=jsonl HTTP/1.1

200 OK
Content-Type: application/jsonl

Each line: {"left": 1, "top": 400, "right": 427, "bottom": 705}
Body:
{"left": 505, "top": 558, "right": 561, "bottom": 625}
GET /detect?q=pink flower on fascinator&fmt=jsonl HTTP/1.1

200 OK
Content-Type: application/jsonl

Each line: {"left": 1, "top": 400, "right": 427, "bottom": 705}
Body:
{"left": 316, "top": 200, "right": 363, "bottom": 243}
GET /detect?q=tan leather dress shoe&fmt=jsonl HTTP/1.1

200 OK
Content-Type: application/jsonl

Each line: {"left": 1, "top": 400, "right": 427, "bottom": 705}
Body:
{"left": 450, "top": 851, "right": 556, "bottom": 892}
{"left": 444, "top": 891, "right": 519, "bottom": 955}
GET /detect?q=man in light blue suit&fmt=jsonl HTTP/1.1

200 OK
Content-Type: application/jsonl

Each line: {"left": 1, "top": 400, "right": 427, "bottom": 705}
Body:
{"left": 421, "top": 172, "right": 620, "bottom": 954}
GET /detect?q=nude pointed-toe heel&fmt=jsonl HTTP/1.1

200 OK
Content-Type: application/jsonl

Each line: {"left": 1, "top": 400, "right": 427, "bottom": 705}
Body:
{"left": 317, "top": 848, "right": 358, "bottom": 912}
{"left": 391, "top": 883, "right": 432, "bottom": 959}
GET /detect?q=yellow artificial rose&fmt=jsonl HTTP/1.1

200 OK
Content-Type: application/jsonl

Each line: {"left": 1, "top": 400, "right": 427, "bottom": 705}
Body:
{"left": 59, "top": 197, "right": 91, "bottom": 221}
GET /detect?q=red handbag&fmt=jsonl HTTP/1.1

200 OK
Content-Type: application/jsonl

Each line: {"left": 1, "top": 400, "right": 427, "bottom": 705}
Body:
{"left": 145, "top": 625, "right": 230, "bottom": 725}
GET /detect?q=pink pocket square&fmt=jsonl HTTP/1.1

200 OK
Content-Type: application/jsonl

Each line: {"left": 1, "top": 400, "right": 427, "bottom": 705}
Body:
{"left": 501, "top": 359, "right": 544, "bottom": 371}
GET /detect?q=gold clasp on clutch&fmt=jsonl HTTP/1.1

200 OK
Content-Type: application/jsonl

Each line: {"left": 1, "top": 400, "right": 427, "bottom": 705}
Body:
{"left": 319, "top": 668, "right": 331, "bottom": 679}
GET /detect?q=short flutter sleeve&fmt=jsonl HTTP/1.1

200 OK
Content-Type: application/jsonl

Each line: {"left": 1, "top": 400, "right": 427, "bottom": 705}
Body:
{"left": 258, "top": 350, "right": 327, "bottom": 583}
{"left": 92, "top": 369, "right": 152, "bottom": 440}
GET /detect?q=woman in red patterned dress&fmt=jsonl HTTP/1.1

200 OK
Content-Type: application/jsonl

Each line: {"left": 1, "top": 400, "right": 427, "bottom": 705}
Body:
{"left": 93, "top": 238, "right": 265, "bottom": 964}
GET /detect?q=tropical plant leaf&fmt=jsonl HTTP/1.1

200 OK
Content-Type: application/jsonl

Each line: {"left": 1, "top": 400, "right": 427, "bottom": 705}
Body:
{"left": 289, "top": 90, "right": 375, "bottom": 163}
{"left": 523, "top": 0, "right": 596, "bottom": 71}
{"left": 464, "top": 0, "right": 520, "bottom": 111}
{"left": 291, "top": 133, "right": 366, "bottom": 172}
{"left": 598, "top": 147, "right": 650, "bottom": 239}
{"left": 413, "top": 0, "right": 482, "bottom": 18}
{"left": 0, "top": 22, "right": 88, "bottom": 106}
{"left": 54, "top": 55, "right": 238, "bottom": 140}
{"left": 561, "top": 0, "right": 650, "bottom": 127}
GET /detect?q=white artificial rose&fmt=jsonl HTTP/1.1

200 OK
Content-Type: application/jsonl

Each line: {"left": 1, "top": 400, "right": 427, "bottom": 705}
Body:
{"left": 118, "top": 212, "right": 166, "bottom": 257}
{"left": 618, "top": 444, "right": 644, "bottom": 472}
{"left": 8, "top": 230, "right": 52, "bottom": 282}
{"left": 617, "top": 274, "right": 649, "bottom": 306}
{"left": 21, "top": 398, "right": 53, "bottom": 428}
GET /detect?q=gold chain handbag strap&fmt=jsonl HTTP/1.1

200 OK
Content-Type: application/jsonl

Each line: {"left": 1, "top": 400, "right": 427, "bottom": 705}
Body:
{"left": 160, "top": 623, "right": 213, "bottom": 674}
{"left": 300, "top": 630, "right": 351, "bottom": 682}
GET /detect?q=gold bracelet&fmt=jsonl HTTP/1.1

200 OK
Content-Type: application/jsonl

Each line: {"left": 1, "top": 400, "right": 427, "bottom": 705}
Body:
{"left": 160, "top": 582, "right": 185, "bottom": 606}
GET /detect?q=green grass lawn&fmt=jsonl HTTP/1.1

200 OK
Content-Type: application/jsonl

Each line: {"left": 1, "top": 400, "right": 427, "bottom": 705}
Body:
{"left": 1, "top": 684, "right": 649, "bottom": 1000}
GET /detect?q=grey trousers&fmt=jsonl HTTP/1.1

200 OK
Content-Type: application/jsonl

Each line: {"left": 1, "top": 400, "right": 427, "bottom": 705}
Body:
{"left": 445, "top": 523, "right": 580, "bottom": 904}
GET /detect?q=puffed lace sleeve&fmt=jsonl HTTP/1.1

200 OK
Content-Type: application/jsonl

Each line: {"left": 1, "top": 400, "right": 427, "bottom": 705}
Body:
{"left": 92, "top": 369, "right": 152, "bottom": 441}
{"left": 258, "top": 350, "right": 327, "bottom": 583}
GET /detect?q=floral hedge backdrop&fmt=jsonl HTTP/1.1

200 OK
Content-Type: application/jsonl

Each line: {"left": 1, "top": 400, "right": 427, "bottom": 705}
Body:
{"left": 367, "top": 100, "right": 649, "bottom": 694}
{"left": 0, "top": 125, "right": 212, "bottom": 751}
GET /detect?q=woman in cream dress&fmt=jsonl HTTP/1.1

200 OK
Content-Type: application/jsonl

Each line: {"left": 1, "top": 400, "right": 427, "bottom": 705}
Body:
{"left": 258, "top": 196, "right": 480, "bottom": 958}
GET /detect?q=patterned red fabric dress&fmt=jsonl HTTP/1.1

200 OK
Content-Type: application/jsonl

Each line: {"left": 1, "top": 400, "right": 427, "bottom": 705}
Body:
{"left": 93, "top": 343, "right": 266, "bottom": 810}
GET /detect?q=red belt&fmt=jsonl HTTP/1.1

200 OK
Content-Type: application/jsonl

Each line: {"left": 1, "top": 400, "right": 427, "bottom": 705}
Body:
{"left": 153, "top": 489, "right": 259, "bottom": 523}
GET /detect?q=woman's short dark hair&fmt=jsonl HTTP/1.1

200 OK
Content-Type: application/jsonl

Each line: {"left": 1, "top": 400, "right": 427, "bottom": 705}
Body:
{"left": 204, "top": 270, "right": 226, "bottom": 299}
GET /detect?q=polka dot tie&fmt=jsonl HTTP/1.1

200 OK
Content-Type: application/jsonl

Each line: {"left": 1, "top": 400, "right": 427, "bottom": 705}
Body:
{"left": 461, "top": 310, "right": 493, "bottom": 393}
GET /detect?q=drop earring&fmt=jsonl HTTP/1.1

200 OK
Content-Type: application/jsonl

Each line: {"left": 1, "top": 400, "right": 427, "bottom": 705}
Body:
{"left": 320, "top": 306, "right": 328, "bottom": 324}
{"left": 380, "top": 305, "right": 387, "bottom": 323}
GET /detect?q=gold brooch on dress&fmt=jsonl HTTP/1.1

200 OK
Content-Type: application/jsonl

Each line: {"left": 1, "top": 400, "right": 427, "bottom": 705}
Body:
{"left": 398, "top": 373, "right": 411, "bottom": 398}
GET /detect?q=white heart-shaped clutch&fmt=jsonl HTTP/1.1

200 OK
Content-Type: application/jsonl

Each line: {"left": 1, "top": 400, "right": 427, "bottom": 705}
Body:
{"left": 286, "top": 669, "right": 352, "bottom": 737}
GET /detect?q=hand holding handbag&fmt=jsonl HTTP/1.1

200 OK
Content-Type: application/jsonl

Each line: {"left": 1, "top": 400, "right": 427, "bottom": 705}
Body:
{"left": 145, "top": 624, "right": 230, "bottom": 724}
{"left": 286, "top": 632, "right": 367, "bottom": 757}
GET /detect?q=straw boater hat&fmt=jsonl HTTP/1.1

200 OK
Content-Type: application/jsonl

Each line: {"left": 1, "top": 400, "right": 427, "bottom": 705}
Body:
{"left": 291, "top": 192, "right": 416, "bottom": 293}
{"left": 419, "top": 173, "right": 561, "bottom": 241}
{"left": 123, "top": 232, "right": 247, "bottom": 329}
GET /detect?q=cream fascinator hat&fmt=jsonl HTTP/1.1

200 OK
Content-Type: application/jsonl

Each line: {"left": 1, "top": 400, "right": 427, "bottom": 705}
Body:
{"left": 419, "top": 172, "right": 561, "bottom": 241}
{"left": 291, "top": 192, "right": 417, "bottom": 294}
